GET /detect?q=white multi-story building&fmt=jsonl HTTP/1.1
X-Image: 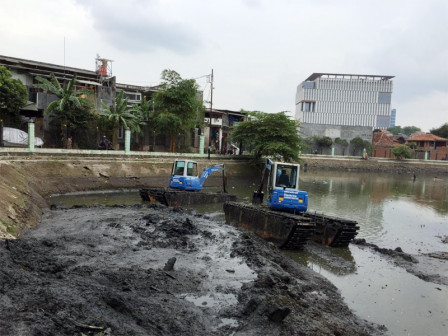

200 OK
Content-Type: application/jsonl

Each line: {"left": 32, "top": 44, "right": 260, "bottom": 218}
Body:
{"left": 295, "top": 73, "right": 394, "bottom": 129}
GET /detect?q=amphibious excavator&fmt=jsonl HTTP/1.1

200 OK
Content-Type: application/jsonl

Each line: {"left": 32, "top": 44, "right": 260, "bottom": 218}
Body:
{"left": 223, "top": 159, "right": 359, "bottom": 249}
{"left": 140, "top": 159, "right": 236, "bottom": 206}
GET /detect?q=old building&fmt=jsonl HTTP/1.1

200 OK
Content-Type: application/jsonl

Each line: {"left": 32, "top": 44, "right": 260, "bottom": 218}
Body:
{"left": 372, "top": 130, "right": 401, "bottom": 158}
{"left": 0, "top": 54, "right": 156, "bottom": 148}
{"left": 406, "top": 134, "right": 448, "bottom": 160}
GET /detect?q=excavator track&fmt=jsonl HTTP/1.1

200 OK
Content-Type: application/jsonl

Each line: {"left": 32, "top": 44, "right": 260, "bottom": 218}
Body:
{"left": 140, "top": 188, "right": 236, "bottom": 206}
{"left": 303, "top": 212, "right": 360, "bottom": 248}
{"left": 224, "top": 202, "right": 316, "bottom": 249}
{"left": 223, "top": 201, "right": 359, "bottom": 249}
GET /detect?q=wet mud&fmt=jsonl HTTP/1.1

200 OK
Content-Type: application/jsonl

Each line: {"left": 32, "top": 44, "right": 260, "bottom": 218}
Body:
{"left": 353, "top": 239, "right": 448, "bottom": 286}
{"left": 0, "top": 204, "right": 385, "bottom": 336}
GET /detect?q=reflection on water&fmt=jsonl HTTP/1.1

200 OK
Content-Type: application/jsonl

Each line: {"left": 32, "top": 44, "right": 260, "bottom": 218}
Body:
{"left": 316, "top": 245, "right": 448, "bottom": 336}
{"left": 299, "top": 171, "right": 448, "bottom": 254}
{"left": 285, "top": 244, "right": 357, "bottom": 276}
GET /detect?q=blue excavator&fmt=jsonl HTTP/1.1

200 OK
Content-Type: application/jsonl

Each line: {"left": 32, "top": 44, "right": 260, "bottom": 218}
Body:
{"left": 224, "top": 159, "right": 359, "bottom": 249}
{"left": 169, "top": 159, "right": 227, "bottom": 191}
{"left": 251, "top": 159, "right": 308, "bottom": 212}
{"left": 140, "top": 159, "right": 236, "bottom": 206}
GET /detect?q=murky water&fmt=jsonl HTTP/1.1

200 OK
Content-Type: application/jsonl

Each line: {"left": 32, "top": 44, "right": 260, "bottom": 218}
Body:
{"left": 48, "top": 170, "right": 448, "bottom": 336}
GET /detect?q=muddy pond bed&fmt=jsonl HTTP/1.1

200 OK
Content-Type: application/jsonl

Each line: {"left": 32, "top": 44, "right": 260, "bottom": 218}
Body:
{"left": 0, "top": 203, "right": 383, "bottom": 336}
{"left": 45, "top": 171, "right": 448, "bottom": 336}
{"left": 2, "top": 170, "right": 447, "bottom": 335}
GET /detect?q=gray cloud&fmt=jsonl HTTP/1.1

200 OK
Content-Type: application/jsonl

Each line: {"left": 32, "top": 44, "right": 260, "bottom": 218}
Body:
{"left": 76, "top": 0, "right": 201, "bottom": 54}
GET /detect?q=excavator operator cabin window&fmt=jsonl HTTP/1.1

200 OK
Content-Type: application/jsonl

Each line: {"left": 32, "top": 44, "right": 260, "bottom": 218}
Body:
{"left": 187, "top": 162, "right": 198, "bottom": 176}
{"left": 173, "top": 161, "right": 185, "bottom": 175}
{"left": 276, "top": 165, "right": 297, "bottom": 188}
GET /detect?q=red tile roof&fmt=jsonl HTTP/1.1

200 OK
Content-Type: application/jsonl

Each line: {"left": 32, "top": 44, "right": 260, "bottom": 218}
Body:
{"left": 373, "top": 132, "right": 401, "bottom": 148}
{"left": 407, "top": 134, "right": 448, "bottom": 142}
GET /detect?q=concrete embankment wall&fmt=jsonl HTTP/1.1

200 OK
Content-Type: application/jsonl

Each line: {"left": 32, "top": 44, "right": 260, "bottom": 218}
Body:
{"left": 301, "top": 155, "right": 448, "bottom": 175}
{"left": 0, "top": 153, "right": 254, "bottom": 239}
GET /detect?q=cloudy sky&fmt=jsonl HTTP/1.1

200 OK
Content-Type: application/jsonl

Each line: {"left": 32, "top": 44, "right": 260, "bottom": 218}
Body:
{"left": 1, "top": 0, "right": 447, "bottom": 131}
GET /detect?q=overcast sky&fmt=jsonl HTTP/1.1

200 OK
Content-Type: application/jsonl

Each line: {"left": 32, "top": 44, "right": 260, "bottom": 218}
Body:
{"left": 1, "top": 0, "right": 447, "bottom": 131}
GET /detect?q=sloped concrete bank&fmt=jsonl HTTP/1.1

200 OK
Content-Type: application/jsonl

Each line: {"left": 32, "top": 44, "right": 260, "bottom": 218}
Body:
{"left": 302, "top": 155, "right": 448, "bottom": 175}
{"left": 0, "top": 154, "right": 252, "bottom": 238}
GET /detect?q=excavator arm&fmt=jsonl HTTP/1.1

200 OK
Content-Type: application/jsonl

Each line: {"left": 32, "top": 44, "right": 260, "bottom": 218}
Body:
{"left": 199, "top": 164, "right": 227, "bottom": 192}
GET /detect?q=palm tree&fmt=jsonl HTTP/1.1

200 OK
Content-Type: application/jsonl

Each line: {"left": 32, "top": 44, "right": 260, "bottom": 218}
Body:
{"left": 34, "top": 73, "right": 93, "bottom": 147}
{"left": 101, "top": 91, "right": 140, "bottom": 148}
{"left": 130, "top": 97, "right": 153, "bottom": 150}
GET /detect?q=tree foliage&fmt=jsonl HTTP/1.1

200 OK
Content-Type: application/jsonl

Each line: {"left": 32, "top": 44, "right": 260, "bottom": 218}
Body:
{"left": 334, "top": 137, "right": 349, "bottom": 155}
{"left": 335, "top": 137, "right": 348, "bottom": 147}
{"left": 229, "top": 111, "right": 303, "bottom": 162}
{"left": 392, "top": 144, "right": 413, "bottom": 159}
{"left": 387, "top": 125, "right": 421, "bottom": 136}
{"left": 151, "top": 69, "right": 204, "bottom": 152}
{"left": 34, "top": 73, "right": 94, "bottom": 145}
{"left": 101, "top": 91, "right": 142, "bottom": 147}
{"left": 0, "top": 66, "right": 28, "bottom": 127}
{"left": 313, "top": 136, "right": 333, "bottom": 154}
{"left": 430, "top": 123, "right": 448, "bottom": 139}
{"left": 350, "top": 137, "right": 372, "bottom": 155}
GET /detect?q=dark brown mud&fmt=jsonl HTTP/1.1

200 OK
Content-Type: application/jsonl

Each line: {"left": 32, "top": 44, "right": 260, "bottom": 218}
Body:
{"left": 0, "top": 204, "right": 385, "bottom": 336}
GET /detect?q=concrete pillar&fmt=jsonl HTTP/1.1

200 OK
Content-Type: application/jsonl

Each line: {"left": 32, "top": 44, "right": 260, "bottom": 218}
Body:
{"left": 28, "top": 121, "right": 35, "bottom": 152}
{"left": 424, "top": 151, "right": 428, "bottom": 161}
{"left": 218, "top": 128, "right": 223, "bottom": 152}
{"left": 331, "top": 146, "right": 335, "bottom": 156}
{"left": 0, "top": 119, "right": 3, "bottom": 147}
{"left": 125, "top": 128, "right": 131, "bottom": 154}
{"left": 199, "top": 135, "right": 205, "bottom": 156}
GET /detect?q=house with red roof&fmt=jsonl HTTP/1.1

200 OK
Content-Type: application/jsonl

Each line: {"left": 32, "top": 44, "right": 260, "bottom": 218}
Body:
{"left": 406, "top": 134, "right": 448, "bottom": 160}
{"left": 372, "top": 130, "right": 402, "bottom": 158}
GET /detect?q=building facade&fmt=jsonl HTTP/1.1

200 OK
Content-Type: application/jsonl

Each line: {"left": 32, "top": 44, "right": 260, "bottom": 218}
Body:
{"left": 390, "top": 108, "right": 396, "bottom": 127}
{"left": 295, "top": 73, "right": 394, "bottom": 129}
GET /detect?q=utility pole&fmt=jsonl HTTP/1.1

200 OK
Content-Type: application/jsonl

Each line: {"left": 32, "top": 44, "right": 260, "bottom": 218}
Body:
{"left": 208, "top": 69, "right": 214, "bottom": 158}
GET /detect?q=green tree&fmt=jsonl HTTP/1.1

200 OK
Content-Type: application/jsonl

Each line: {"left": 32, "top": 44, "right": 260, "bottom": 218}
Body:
{"left": 0, "top": 66, "right": 28, "bottom": 127}
{"left": 313, "top": 136, "right": 333, "bottom": 154}
{"left": 387, "top": 126, "right": 403, "bottom": 135}
{"left": 131, "top": 96, "right": 154, "bottom": 150}
{"left": 101, "top": 91, "right": 141, "bottom": 148}
{"left": 402, "top": 126, "right": 421, "bottom": 136}
{"left": 229, "top": 111, "right": 303, "bottom": 162}
{"left": 392, "top": 144, "right": 413, "bottom": 159}
{"left": 430, "top": 123, "right": 448, "bottom": 138}
{"left": 387, "top": 125, "right": 421, "bottom": 136}
{"left": 350, "top": 137, "right": 369, "bottom": 156}
{"left": 34, "top": 73, "right": 94, "bottom": 147}
{"left": 335, "top": 137, "right": 349, "bottom": 155}
{"left": 152, "top": 69, "right": 204, "bottom": 152}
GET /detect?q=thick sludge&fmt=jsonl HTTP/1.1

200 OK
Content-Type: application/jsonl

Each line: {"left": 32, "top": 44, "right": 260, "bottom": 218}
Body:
{"left": 0, "top": 204, "right": 384, "bottom": 336}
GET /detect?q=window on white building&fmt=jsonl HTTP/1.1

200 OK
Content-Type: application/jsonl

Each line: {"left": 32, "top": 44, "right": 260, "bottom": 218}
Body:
{"left": 302, "top": 101, "right": 315, "bottom": 112}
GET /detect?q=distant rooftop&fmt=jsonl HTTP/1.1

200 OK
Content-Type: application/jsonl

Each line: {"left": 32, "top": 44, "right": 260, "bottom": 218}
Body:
{"left": 407, "top": 134, "right": 448, "bottom": 142}
{"left": 0, "top": 54, "right": 157, "bottom": 92}
{"left": 305, "top": 73, "right": 394, "bottom": 81}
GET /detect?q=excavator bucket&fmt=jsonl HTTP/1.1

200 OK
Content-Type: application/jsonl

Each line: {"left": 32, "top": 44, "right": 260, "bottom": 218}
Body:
{"left": 251, "top": 190, "right": 264, "bottom": 204}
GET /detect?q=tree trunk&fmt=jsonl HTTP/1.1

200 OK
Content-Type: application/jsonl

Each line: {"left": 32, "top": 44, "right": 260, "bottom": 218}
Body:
{"left": 169, "top": 135, "right": 176, "bottom": 152}
{"left": 112, "top": 127, "right": 118, "bottom": 149}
